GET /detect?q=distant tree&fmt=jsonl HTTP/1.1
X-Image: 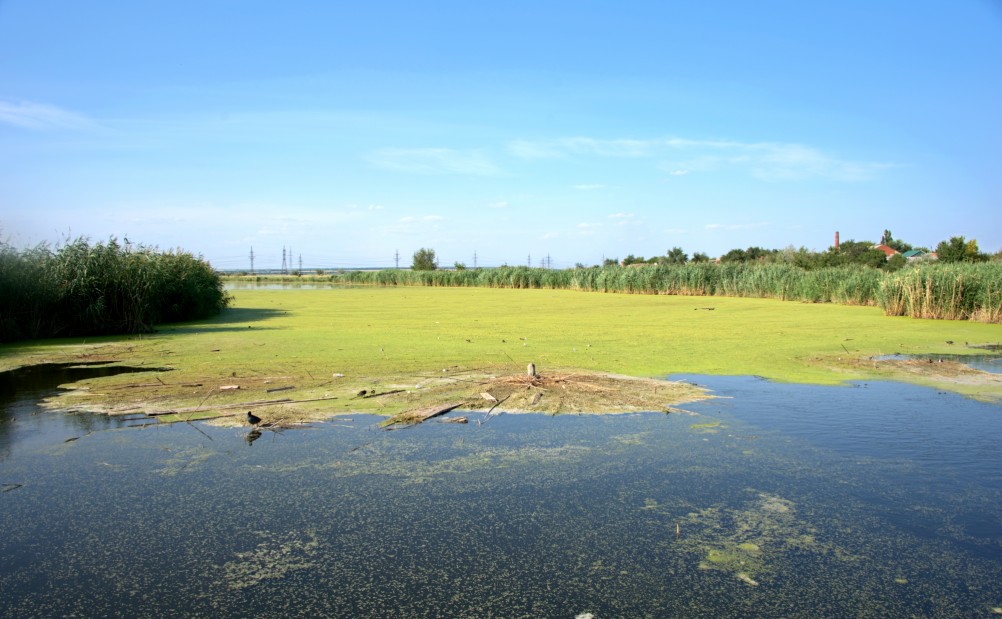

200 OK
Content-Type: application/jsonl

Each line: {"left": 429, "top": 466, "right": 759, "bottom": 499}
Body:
{"left": 454, "top": 262, "right": 466, "bottom": 270}
{"left": 691, "top": 252, "right": 710, "bottom": 263}
{"left": 622, "top": 254, "right": 645, "bottom": 266}
{"left": 720, "top": 246, "right": 777, "bottom": 263}
{"left": 411, "top": 248, "right": 438, "bottom": 270}
{"left": 880, "top": 229, "right": 913, "bottom": 253}
{"left": 822, "top": 239, "right": 886, "bottom": 269}
{"left": 603, "top": 257, "right": 619, "bottom": 267}
{"left": 720, "top": 248, "right": 748, "bottom": 263}
{"left": 935, "top": 236, "right": 988, "bottom": 263}
{"left": 665, "top": 247, "right": 688, "bottom": 264}
{"left": 885, "top": 253, "right": 907, "bottom": 272}
{"left": 745, "top": 247, "right": 775, "bottom": 262}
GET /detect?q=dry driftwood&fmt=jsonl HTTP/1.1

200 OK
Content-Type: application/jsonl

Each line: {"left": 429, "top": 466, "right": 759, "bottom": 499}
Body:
{"left": 143, "top": 395, "right": 338, "bottom": 417}
{"left": 383, "top": 402, "right": 463, "bottom": 427}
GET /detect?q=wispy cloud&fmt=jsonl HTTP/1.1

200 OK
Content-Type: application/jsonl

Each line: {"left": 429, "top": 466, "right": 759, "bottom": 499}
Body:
{"left": 510, "top": 137, "right": 651, "bottom": 159}
{"left": 662, "top": 140, "right": 892, "bottom": 182}
{"left": 572, "top": 184, "right": 607, "bottom": 191}
{"left": 367, "top": 147, "right": 501, "bottom": 175}
{"left": 509, "top": 135, "right": 892, "bottom": 182}
{"left": 0, "top": 99, "right": 96, "bottom": 130}
{"left": 488, "top": 200, "right": 508, "bottom": 209}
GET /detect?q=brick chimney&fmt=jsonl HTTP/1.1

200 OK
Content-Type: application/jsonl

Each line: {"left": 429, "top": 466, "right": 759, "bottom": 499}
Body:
{"left": 835, "top": 231, "right": 840, "bottom": 251}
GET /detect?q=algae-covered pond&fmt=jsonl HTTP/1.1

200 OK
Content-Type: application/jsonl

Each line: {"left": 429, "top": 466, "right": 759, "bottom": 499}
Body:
{"left": 2, "top": 375, "right": 1002, "bottom": 617}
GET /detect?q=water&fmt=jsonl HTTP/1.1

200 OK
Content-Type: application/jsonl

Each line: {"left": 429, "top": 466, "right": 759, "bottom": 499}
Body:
{"left": 875, "top": 352, "right": 1002, "bottom": 374}
{"left": 225, "top": 280, "right": 350, "bottom": 290}
{"left": 1, "top": 373, "right": 1001, "bottom": 617}
{"left": 0, "top": 363, "right": 165, "bottom": 461}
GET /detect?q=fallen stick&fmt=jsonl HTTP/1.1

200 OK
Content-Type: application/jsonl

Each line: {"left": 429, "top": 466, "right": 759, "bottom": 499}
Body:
{"left": 382, "top": 402, "right": 463, "bottom": 428}
{"left": 363, "top": 389, "right": 405, "bottom": 398}
{"left": 143, "top": 395, "right": 339, "bottom": 417}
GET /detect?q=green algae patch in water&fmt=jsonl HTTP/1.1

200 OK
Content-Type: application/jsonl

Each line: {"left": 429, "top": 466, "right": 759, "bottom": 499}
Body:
{"left": 688, "top": 492, "right": 817, "bottom": 585}
{"left": 3, "top": 377, "right": 1002, "bottom": 617}
{"left": 689, "top": 419, "right": 725, "bottom": 433}
{"left": 221, "top": 529, "right": 321, "bottom": 590}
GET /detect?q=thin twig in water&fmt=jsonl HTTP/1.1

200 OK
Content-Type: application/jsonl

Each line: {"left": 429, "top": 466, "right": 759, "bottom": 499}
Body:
{"left": 185, "top": 420, "right": 214, "bottom": 441}
{"left": 480, "top": 395, "right": 510, "bottom": 425}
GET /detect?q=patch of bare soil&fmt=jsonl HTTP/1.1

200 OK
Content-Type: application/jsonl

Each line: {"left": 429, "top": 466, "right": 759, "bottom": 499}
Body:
{"left": 409, "top": 369, "right": 708, "bottom": 416}
{"left": 822, "top": 355, "right": 1002, "bottom": 402}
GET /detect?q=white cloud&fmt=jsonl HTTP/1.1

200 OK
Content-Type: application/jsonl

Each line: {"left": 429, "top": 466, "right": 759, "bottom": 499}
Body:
{"left": 366, "top": 147, "right": 501, "bottom": 175}
{"left": 489, "top": 200, "right": 508, "bottom": 209}
{"left": 559, "top": 137, "right": 653, "bottom": 157}
{"left": 509, "top": 134, "right": 891, "bottom": 182}
{"left": 608, "top": 212, "right": 634, "bottom": 219}
{"left": 0, "top": 99, "right": 96, "bottom": 130}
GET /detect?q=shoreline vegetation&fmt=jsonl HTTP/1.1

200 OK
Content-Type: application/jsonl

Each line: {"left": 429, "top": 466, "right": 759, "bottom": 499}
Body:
{"left": 235, "top": 261, "right": 1002, "bottom": 323}
{"left": 0, "top": 237, "right": 229, "bottom": 343}
{"left": 2, "top": 285, "right": 999, "bottom": 427}
{"left": 1, "top": 240, "right": 1000, "bottom": 424}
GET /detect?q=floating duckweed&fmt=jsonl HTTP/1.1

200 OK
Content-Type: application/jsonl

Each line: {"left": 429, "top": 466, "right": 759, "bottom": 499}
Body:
{"left": 689, "top": 420, "right": 723, "bottom": 433}
{"left": 685, "top": 491, "right": 829, "bottom": 585}
{"left": 156, "top": 446, "right": 218, "bottom": 476}
{"left": 221, "top": 530, "right": 320, "bottom": 590}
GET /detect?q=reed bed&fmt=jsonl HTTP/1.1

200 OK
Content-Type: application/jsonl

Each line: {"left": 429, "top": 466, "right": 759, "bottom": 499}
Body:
{"left": 0, "top": 238, "right": 229, "bottom": 342}
{"left": 879, "top": 262, "right": 1002, "bottom": 322}
{"left": 327, "top": 262, "right": 1001, "bottom": 323}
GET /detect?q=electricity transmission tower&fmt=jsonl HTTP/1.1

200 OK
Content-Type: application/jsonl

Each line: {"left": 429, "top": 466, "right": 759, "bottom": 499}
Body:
{"left": 395, "top": 250, "right": 400, "bottom": 269}
{"left": 281, "top": 247, "right": 287, "bottom": 274}
{"left": 249, "top": 246, "right": 255, "bottom": 275}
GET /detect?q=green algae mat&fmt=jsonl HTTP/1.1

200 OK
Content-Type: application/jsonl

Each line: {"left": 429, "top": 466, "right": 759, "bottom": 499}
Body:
{"left": 2, "top": 286, "right": 1000, "bottom": 421}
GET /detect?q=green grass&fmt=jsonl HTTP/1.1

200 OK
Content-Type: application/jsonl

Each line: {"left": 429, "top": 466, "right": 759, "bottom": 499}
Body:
{"left": 4, "top": 287, "right": 999, "bottom": 414}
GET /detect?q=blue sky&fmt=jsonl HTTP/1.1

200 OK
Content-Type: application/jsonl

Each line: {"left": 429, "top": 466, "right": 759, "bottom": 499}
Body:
{"left": 2, "top": 1, "right": 1000, "bottom": 270}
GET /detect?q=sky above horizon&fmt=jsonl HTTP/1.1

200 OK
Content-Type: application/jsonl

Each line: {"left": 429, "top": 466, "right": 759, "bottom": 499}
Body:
{"left": 2, "top": 1, "right": 1001, "bottom": 270}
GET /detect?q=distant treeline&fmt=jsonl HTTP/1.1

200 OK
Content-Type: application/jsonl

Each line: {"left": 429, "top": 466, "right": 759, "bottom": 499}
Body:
{"left": 322, "top": 262, "right": 1002, "bottom": 323}
{"left": 0, "top": 238, "right": 230, "bottom": 343}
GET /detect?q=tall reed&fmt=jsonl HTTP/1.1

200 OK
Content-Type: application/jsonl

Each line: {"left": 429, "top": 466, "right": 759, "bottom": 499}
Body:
{"left": 0, "top": 238, "right": 229, "bottom": 343}
{"left": 326, "top": 262, "right": 1000, "bottom": 323}
{"left": 879, "top": 262, "right": 1002, "bottom": 322}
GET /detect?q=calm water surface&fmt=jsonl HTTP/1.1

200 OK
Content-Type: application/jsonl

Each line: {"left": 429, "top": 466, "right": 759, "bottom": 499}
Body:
{"left": 1, "top": 372, "right": 1001, "bottom": 617}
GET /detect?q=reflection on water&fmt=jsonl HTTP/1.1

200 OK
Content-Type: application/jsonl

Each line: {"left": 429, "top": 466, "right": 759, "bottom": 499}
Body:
{"left": 0, "top": 363, "right": 165, "bottom": 461}
{"left": 225, "top": 280, "right": 349, "bottom": 290}
{"left": 875, "top": 352, "right": 1002, "bottom": 374}
{"left": 1, "top": 376, "right": 1001, "bottom": 617}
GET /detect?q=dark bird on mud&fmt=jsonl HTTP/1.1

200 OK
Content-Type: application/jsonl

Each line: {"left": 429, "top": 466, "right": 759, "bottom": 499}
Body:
{"left": 246, "top": 411, "right": 262, "bottom": 425}
{"left": 356, "top": 389, "right": 368, "bottom": 397}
